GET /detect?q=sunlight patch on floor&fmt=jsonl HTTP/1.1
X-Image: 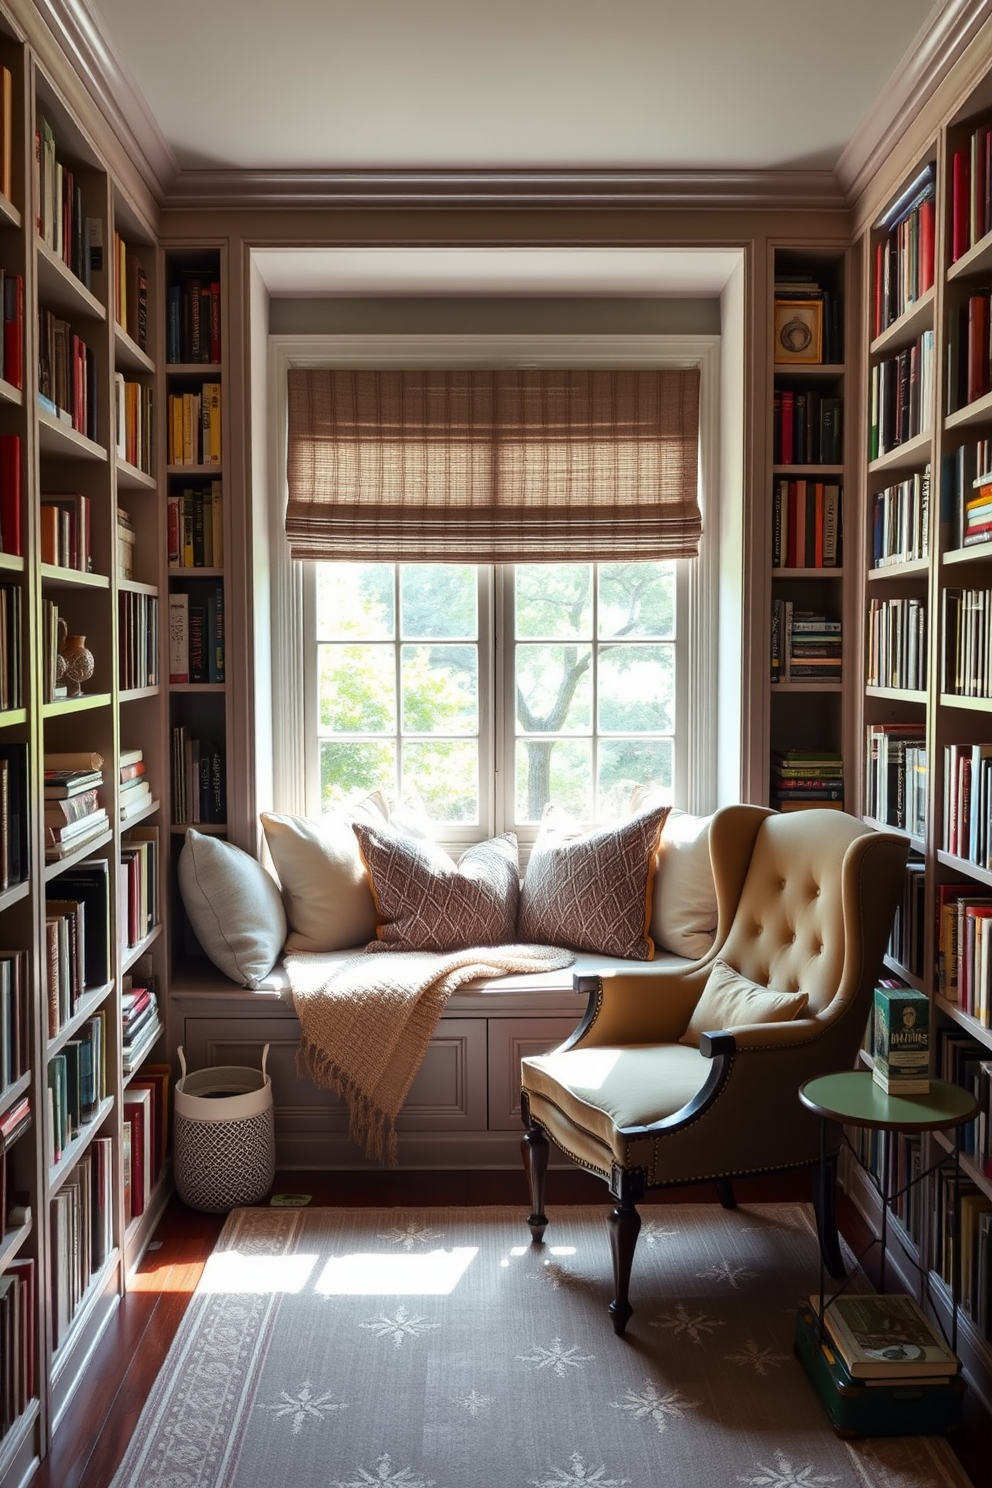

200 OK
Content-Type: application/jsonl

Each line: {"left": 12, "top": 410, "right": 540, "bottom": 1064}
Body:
{"left": 197, "top": 1250, "right": 319, "bottom": 1294}
{"left": 315, "top": 1247, "right": 478, "bottom": 1295}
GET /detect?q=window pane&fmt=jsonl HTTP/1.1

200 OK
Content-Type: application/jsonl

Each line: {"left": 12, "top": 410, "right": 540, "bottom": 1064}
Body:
{"left": 403, "top": 741, "right": 478, "bottom": 824}
{"left": 516, "top": 645, "right": 592, "bottom": 733}
{"left": 401, "top": 645, "right": 478, "bottom": 735}
{"left": 400, "top": 565, "right": 477, "bottom": 639}
{"left": 515, "top": 564, "right": 592, "bottom": 638}
{"left": 317, "top": 563, "right": 394, "bottom": 639}
{"left": 516, "top": 738, "right": 592, "bottom": 822}
{"left": 598, "top": 644, "right": 675, "bottom": 733}
{"left": 598, "top": 562, "right": 675, "bottom": 639}
{"left": 318, "top": 643, "right": 396, "bottom": 733}
{"left": 598, "top": 739, "right": 673, "bottom": 819}
{"left": 320, "top": 740, "right": 396, "bottom": 811}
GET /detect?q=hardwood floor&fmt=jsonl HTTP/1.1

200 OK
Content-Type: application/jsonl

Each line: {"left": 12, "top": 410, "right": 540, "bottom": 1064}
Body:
{"left": 31, "top": 1170, "right": 991, "bottom": 1488}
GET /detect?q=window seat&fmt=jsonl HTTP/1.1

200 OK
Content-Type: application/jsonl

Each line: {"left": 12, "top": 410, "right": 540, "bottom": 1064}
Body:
{"left": 171, "top": 947, "right": 694, "bottom": 1170}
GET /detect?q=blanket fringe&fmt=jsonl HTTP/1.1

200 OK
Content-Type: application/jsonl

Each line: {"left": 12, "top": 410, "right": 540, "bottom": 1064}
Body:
{"left": 296, "top": 1038, "right": 399, "bottom": 1166}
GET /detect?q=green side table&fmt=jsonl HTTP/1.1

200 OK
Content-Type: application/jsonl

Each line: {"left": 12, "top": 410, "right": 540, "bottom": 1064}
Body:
{"left": 799, "top": 1072, "right": 978, "bottom": 1351}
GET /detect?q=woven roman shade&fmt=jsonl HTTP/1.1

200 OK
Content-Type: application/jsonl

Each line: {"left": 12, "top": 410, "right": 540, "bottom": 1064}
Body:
{"left": 285, "top": 367, "right": 701, "bottom": 563}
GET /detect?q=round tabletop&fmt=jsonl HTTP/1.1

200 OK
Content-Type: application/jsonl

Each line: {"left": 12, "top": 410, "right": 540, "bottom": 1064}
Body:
{"left": 799, "top": 1071, "right": 978, "bottom": 1132}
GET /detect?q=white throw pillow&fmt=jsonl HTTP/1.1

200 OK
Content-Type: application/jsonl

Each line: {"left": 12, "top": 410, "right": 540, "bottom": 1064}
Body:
{"left": 177, "top": 828, "right": 286, "bottom": 988}
{"left": 650, "top": 807, "right": 717, "bottom": 960}
{"left": 261, "top": 809, "right": 384, "bottom": 952}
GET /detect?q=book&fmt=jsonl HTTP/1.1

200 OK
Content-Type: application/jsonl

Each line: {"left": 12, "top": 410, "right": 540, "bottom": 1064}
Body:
{"left": 809, "top": 1292, "right": 958, "bottom": 1379}
{"left": 873, "top": 986, "right": 930, "bottom": 1094}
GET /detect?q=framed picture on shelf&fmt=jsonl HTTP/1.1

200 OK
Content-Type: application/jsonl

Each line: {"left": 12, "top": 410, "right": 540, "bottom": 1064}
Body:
{"left": 774, "top": 299, "right": 823, "bottom": 364}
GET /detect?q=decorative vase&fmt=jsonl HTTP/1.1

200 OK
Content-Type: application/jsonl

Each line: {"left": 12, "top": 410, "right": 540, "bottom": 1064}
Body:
{"left": 60, "top": 632, "right": 94, "bottom": 698}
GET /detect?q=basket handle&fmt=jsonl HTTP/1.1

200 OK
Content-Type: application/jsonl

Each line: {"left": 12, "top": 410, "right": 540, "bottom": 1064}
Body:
{"left": 261, "top": 1043, "right": 269, "bottom": 1081}
{"left": 178, "top": 1045, "right": 188, "bottom": 1081}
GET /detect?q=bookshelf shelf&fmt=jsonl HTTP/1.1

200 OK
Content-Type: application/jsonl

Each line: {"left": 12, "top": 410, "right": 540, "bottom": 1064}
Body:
{"left": 0, "top": 1216, "right": 32, "bottom": 1277}
{"left": 34, "top": 238, "right": 106, "bottom": 321}
{"left": 113, "top": 324, "right": 153, "bottom": 375}
{"left": 0, "top": 193, "right": 20, "bottom": 232}
{"left": 166, "top": 361, "right": 221, "bottom": 375}
{"left": 882, "top": 954, "right": 924, "bottom": 991}
{"left": 168, "top": 565, "right": 223, "bottom": 579}
{"left": 868, "top": 556, "right": 930, "bottom": 578}
{"left": 946, "top": 223, "right": 992, "bottom": 281}
{"left": 41, "top": 692, "right": 112, "bottom": 720}
{"left": 39, "top": 564, "right": 109, "bottom": 591}
{"left": 47, "top": 982, "right": 115, "bottom": 1058}
{"left": 945, "top": 385, "right": 992, "bottom": 432}
{"left": 42, "top": 828, "right": 114, "bottom": 881}
{"left": 36, "top": 408, "right": 106, "bottom": 460}
{"left": 0, "top": 879, "right": 30, "bottom": 914}
{"left": 0, "top": 376, "right": 22, "bottom": 407}
{"left": 943, "top": 542, "right": 992, "bottom": 565}
{"left": 115, "top": 458, "right": 155, "bottom": 492}
{"left": 0, "top": 1072, "right": 31, "bottom": 1119}
{"left": 169, "top": 682, "right": 226, "bottom": 696}
{"left": 49, "top": 1095, "right": 115, "bottom": 1193}
{"left": 869, "top": 284, "right": 935, "bottom": 356}
{"left": 864, "top": 685, "right": 927, "bottom": 702}
{"left": 770, "top": 681, "right": 843, "bottom": 694}
{"left": 867, "top": 429, "right": 933, "bottom": 475}
{"left": 119, "top": 798, "right": 161, "bottom": 834}
{"left": 119, "top": 685, "right": 160, "bottom": 704}
{"left": 0, "top": 554, "right": 24, "bottom": 575}
{"left": 170, "top": 821, "right": 226, "bottom": 836}
{"left": 0, "top": 708, "right": 27, "bottom": 729}
{"left": 939, "top": 692, "right": 992, "bottom": 712}
{"left": 165, "top": 463, "right": 222, "bottom": 478}
{"left": 0, "top": 1405, "right": 40, "bottom": 1488}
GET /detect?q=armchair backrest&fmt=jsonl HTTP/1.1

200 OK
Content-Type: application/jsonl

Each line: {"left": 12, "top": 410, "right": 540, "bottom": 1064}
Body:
{"left": 717, "top": 808, "right": 909, "bottom": 1025}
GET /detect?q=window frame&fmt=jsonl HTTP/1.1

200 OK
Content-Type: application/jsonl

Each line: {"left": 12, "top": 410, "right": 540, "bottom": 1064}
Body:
{"left": 268, "top": 333, "right": 721, "bottom": 838}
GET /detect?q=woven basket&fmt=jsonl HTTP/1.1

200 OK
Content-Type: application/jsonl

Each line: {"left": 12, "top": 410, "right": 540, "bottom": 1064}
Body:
{"left": 173, "top": 1044, "right": 275, "bottom": 1213}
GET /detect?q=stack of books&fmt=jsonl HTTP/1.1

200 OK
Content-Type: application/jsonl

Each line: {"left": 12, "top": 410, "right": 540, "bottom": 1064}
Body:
{"left": 810, "top": 1292, "right": 957, "bottom": 1384}
{"left": 43, "top": 751, "right": 107, "bottom": 860}
{"left": 771, "top": 603, "right": 842, "bottom": 684}
{"left": 119, "top": 748, "right": 151, "bottom": 822}
{"left": 771, "top": 751, "right": 844, "bottom": 812}
{"left": 121, "top": 976, "right": 161, "bottom": 1074}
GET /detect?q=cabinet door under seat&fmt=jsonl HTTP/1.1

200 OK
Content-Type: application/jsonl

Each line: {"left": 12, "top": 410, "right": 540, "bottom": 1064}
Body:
{"left": 487, "top": 1018, "right": 580, "bottom": 1130}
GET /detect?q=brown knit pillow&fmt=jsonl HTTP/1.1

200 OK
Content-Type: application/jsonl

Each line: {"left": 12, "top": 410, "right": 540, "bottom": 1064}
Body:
{"left": 517, "top": 804, "right": 669, "bottom": 959}
{"left": 352, "top": 822, "right": 519, "bottom": 951}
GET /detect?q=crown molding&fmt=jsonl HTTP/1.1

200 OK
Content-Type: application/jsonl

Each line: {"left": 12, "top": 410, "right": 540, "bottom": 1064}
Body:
{"left": 33, "top": 0, "right": 179, "bottom": 199}
{"left": 836, "top": 0, "right": 992, "bottom": 201}
{"left": 163, "top": 168, "right": 846, "bottom": 214}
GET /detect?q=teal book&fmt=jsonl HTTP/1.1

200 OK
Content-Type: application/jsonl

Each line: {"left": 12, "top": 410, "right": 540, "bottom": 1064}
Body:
{"left": 873, "top": 986, "right": 929, "bottom": 1094}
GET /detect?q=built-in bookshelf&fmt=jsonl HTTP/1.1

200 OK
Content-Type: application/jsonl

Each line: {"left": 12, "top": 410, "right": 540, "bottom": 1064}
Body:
{"left": 164, "top": 248, "right": 227, "bottom": 974}
{"left": 0, "top": 14, "right": 171, "bottom": 1484}
{"left": 768, "top": 248, "right": 851, "bottom": 813}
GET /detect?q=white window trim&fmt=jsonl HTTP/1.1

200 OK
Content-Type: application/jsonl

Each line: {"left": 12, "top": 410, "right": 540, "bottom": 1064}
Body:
{"left": 266, "top": 333, "right": 721, "bottom": 821}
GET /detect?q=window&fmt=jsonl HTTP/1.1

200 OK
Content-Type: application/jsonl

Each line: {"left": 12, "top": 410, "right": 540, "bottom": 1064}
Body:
{"left": 305, "top": 559, "right": 679, "bottom": 842}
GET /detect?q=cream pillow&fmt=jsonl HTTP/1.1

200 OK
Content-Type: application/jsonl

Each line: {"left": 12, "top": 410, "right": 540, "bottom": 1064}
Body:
{"left": 353, "top": 823, "right": 519, "bottom": 950}
{"left": 261, "top": 808, "right": 386, "bottom": 952}
{"left": 517, "top": 804, "right": 668, "bottom": 960}
{"left": 680, "top": 958, "right": 809, "bottom": 1048}
{"left": 652, "top": 808, "right": 717, "bottom": 960}
{"left": 177, "top": 829, "right": 286, "bottom": 988}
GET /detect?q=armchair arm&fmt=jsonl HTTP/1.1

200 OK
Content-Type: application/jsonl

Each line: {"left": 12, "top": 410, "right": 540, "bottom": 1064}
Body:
{"left": 562, "top": 965, "right": 712, "bottom": 1050}
{"left": 617, "top": 1031, "right": 736, "bottom": 1138}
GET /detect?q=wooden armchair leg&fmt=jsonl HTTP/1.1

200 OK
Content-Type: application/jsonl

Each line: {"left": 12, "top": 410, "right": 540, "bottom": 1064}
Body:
{"left": 716, "top": 1177, "right": 736, "bottom": 1209}
{"left": 521, "top": 1122, "right": 549, "bottom": 1243}
{"left": 607, "top": 1198, "right": 641, "bottom": 1336}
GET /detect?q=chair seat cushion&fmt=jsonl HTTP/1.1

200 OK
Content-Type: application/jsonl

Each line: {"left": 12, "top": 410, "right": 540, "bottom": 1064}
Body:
{"left": 521, "top": 1043, "right": 711, "bottom": 1151}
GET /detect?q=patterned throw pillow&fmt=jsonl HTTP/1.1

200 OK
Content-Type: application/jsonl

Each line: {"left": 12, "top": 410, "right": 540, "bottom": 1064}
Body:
{"left": 352, "top": 822, "right": 520, "bottom": 951}
{"left": 517, "top": 804, "right": 669, "bottom": 959}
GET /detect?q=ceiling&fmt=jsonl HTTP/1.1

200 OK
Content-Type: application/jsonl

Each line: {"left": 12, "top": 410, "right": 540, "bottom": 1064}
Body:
{"left": 88, "top": 0, "right": 939, "bottom": 176}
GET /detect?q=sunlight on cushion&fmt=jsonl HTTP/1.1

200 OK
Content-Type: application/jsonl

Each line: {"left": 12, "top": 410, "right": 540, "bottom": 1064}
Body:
{"left": 315, "top": 1247, "right": 478, "bottom": 1296}
{"left": 539, "top": 1046, "right": 622, "bottom": 1091}
{"left": 198, "top": 1251, "right": 318, "bottom": 1295}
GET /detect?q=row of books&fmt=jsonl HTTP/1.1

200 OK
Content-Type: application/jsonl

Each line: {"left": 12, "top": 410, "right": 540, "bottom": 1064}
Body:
{"left": 38, "top": 308, "right": 98, "bottom": 444}
{"left": 770, "top": 604, "right": 841, "bottom": 685}
{"left": 168, "top": 587, "right": 225, "bottom": 684}
{"left": 122, "top": 980, "right": 162, "bottom": 1077}
{"left": 167, "top": 482, "right": 225, "bottom": 568}
{"left": 47, "top": 1010, "right": 107, "bottom": 1163}
{"left": 114, "top": 374, "right": 154, "bottom": 474}
{"left": 0, "top": 269, "right": 23, "bottom": 390}
{"left": 171, "top": 727, "right": 225, "bottom": 826}
{"left": 868, "top": 329, "right": 935, "bottom": 460}
{"left": 0, "top": 951, "right": 28, "bottom": 1096}
{"left": 770, "top": 750, "right": 843, "bottom": 812}
{"left": 852, "top": 1119, "right": 925, "bottom": 1245}
{"left": 40, "top": 492, "right": 91, "bottom": 573}
{"left": 864, "top": 722, "right": 926, "bottom": 830}
{"left": 41, "top": 599, "right": 67, "bottom": 703}
{"left": 865, "top": 595, "right": 927, "bottom": 691}
{"left": 772, "top": 388, "right": 842, "bottom": 465}
{"left": 963, "top": 474, "right": 992, "bottom": 552}
{"left": 0, "top": 66, "right": 12, "bottom": 204}
{"left": 951, "top": 122, "right": 992, "bottom": 263}
{"left": 166, "top": 274, "right": 221, "bottom": 365}
{"left": 933, "top": 1163, "right": 992, "bottom": 1339}
{"left": 943, "top": 742, "right": 992, "bottom": 866}
{"left": 943, "top": 585, "right": 992, "bottom": 698}
{"left": 117, "top": 506, "right": 136, "bottom": 580}
{"left": 0, "top": 580, "right": 22, "bottom": 710}
{"left": 770, "top": 480, "right": 841, "bottom": 569}
{"left": 0, "top": 1252, "right": 34, "bottom": 1434}
{"left": 885, "top": 862, "right": 926, "bottom": 976}
{"left": 941, "top": 438, "right": 992, "bottom": 551}
{"left": 120, "top": 830, "right": 158, "bottom": 950}
{"left": 0, "top": 432, "right": 20, "bottom": 557}
{"left": 119, "top": 590, "right": 160, "bottom": 691}
{"left": 166, "top": 386, "right": 221, "bottom": 466}
{"left": 123, "top": 1061, "right": 169, "bottom": 1217}
{"left": 947, "top": 292, "right": 992, "bottom": 409}
{"left": 43, "top": 855, "right": 110, "bottom": 1036}
{"left": 0, "top": 743, "right": 28, "bottom": 890}
{"left": 34, "top": 115, "right": 101, "bottom": 290}
{"left": 119, "top": 748, "right": 153, "bottom": 825}
{"left": 113, "top": 234, "right": 149, "bottom": 352}
{"left": 870, "top": 464, "right": 930, "bottom": 567}
{"left": 871, "top": 162, "right": 936, "bottom": 339}
{"left": 936, "top": 882, "right": 992, "bottom": 1024}
{"left": 50, "top": 1139, "right": 112, "bottom": 1350}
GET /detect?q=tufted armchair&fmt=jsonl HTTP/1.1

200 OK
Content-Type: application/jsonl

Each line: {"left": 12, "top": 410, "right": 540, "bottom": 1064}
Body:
{"left": 519, "top": 804, "right": 909, "bottom": 1334}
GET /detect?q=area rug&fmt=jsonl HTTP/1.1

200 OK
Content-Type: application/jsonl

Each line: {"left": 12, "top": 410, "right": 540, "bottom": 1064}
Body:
{"left": 110, "top": 1203, "right": 972, "bottom": 1488}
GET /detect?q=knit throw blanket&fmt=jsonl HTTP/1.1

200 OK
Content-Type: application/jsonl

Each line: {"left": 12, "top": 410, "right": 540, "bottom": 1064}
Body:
{"left": 285, "top": 943, "right": 575, "bottom": 1165}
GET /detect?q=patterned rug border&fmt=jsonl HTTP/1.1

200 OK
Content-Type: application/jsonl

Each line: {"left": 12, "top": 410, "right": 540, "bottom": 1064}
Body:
{"left": 110, "top": 1203, "right": 975, "bottom": 1488}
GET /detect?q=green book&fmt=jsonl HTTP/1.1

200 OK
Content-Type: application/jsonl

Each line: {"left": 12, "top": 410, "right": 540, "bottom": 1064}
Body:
{"left": 872, "top": 986, "right": 929, "bottom": 1094}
